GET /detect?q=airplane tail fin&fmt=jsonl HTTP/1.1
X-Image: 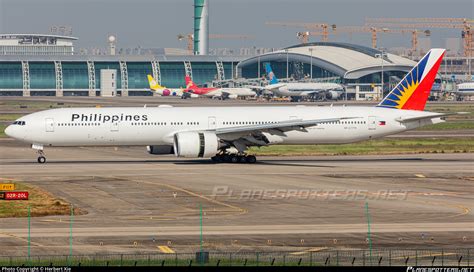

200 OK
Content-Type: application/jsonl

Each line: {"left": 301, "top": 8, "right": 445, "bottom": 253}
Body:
{"left": 147, "top": 75, "right": 164, "bottom": 90}
{"left": 377, "top": 48, "right": 445, "bottom": 111}
{"left": 185, "top": 75, "right": 198, "bottom": 89}
{"left": 264, "top": 63, "right": 279, "bottom": 84}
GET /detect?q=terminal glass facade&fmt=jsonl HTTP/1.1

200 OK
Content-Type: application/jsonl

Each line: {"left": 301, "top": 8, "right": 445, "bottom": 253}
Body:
{"left": 223, "top": 62, "right": 234, "bottom": 80}
{"left": 127, "top": 62, "right": 152, "bottom": 89}
{"left": 0, "top": 62, "right": 22, "bottom": 89}
{"left": 29, "top": 62, "right": 55, "bottom": 89}
{"left": 191, "top": 62, "right": 217, "bottom": 86}
{"left": 0, "top": 60, "right": 239, "bottom": 95}
{"left": 241, "top": 61, "right": 339, "bottom": 81}
{"left": 62, "top": 62, "right": 88, "bottom": 89}
{"left": 160, "top": 62, "right": 186, "bottom": 88}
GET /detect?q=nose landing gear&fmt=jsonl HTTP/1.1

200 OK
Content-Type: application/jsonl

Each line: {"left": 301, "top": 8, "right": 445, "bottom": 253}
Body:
{"left": 37, "top": 155, "right": 46, "bottom": 164}
{"left": 32, "top": 144, "right": 46, "bottom": 164}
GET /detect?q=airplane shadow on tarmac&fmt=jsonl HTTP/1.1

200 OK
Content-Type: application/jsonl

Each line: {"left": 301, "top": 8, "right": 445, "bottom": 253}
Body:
{"left": 8, "top": 159, "right": 335, "bottom": 168}
{"left": 5, "top": 157, "right": 455, "bottom": 169}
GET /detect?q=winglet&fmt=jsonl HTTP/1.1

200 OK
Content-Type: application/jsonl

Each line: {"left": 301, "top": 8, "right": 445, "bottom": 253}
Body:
{"left": 377, "top": 48, "right": 445, "bottom": 111}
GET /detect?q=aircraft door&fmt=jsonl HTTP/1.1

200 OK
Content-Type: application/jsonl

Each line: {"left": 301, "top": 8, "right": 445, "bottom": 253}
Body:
{"left": 45, "top": 118, "right": 54, "bottom": 132}
{"left": 208, "top": 116, "right": 217, "bottom": 129}
{"left": 111, "top": 121, "right": 119, "bottom": 132}
{"left": 368, "top": 116, "right": 376, "bottom": 130}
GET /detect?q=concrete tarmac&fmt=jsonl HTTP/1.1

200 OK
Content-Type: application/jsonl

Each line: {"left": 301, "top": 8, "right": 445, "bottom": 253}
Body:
{"left": 0, "top": 140, "right": 473, "bottom": 255}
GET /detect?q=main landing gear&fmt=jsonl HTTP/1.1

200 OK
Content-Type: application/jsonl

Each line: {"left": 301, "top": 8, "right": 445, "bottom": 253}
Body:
{"left": 211, "top": 154, "right": 257, "bottom": 164}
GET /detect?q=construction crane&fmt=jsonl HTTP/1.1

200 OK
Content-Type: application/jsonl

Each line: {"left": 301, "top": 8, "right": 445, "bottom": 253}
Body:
{"left": 266, "top": 21, "right": 333, "bottom": 42}
{"left": 178, "top": 34, "right": 254, "bottom": 55}
{"left": 296, "top": 25, "right": 428, "bottom": 51}
{"left": 366, "top": 18, "right": 473, "bottom": 57}
{"left": 296, "top": 31, "right": 328, "bottom": 44}
{"left": 331, "top": 26, "right": 385, "bottom": 48}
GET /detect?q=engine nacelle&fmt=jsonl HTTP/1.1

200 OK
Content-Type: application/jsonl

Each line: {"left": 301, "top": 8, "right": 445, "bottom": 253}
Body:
{"left": 326, "top": 90, "right": 342, "bottom": 100}
{"left": 147, "top": 145, "right": 174, "bottom": 155}
{"left": 226, "top": 94, "right": 238, "bottom": 99}
{"left": 162, "top": 89, "right": 171, "bottom": 96}
{"left": 173, "top": 131, "right": 219, "bottom": 158}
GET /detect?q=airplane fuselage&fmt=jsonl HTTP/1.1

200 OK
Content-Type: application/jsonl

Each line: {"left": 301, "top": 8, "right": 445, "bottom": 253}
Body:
{"left": 456, "top": 82, "right": 474, "bottom": 96}
{"left": 189, "top": 87, "right": 255, "bottom": 98}
{"left": 272, "top": 82, "right": 343, "bottom": 97}
{"left": 6, "top": 106, "right": 441, "bottom": 147}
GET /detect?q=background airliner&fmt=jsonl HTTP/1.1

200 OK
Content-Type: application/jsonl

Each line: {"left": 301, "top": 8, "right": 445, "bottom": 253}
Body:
{"left": 263, "top": 63, "right": 345, "bottom": 101}
{"left": 184, "top": 76, "right": 257, "bottom": 99}
{"left": 147, "top": 75, "right": 198, "bottom": 98}
{"left": 6, "top": 49, "right": 455, "bottom": 164}
{"left": 455, "top": 82, "right": 474, "bottom": 97}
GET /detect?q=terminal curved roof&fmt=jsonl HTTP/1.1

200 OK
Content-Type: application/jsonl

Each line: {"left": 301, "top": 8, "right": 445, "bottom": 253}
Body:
{"left": 237, "top": 42, "right": 416, "bottom": 79}
{"left": 0, "top": 34, "right": 78, "bottom": 40}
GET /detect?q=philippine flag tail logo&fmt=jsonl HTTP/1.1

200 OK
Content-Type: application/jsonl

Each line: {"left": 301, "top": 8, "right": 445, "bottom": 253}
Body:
{"left": 377, "top": 48, "right": 445, "bottom": 111}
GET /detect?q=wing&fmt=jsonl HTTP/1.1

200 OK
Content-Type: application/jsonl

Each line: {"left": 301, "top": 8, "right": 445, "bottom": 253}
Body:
{"left": 298, "top": 90, "right": 324, "bottom": 96}
{"left": 213, "top": 117, "right": 358, "bottom": 136}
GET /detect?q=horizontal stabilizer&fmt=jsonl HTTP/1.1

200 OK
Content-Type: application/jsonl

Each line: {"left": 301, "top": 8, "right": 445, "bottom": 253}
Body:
{"left": 395, "top": 112, "right": 468, "bottom": 122}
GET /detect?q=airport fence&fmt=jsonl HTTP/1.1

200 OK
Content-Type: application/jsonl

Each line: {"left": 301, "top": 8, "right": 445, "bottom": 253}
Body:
{"left": 0, "top": 249, "right": 471, "bottom": 267}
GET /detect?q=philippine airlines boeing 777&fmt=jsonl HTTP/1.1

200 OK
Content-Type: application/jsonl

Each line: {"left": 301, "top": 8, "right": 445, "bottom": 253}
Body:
{"left": 6, "top": 49, "right": 452, "bottom": 164}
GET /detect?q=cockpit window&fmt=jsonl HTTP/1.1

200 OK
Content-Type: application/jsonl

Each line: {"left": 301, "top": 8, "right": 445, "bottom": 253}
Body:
{"left": 12, "top": 121, "right": 26, "bottom": 125}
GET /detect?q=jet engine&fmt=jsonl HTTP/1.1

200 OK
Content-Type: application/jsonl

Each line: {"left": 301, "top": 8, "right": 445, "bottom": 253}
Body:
{"left": 147, "top": 145, "right": 174, "bottom": 155}
{"left": 173, "top": 131, "right": 219, "bottom": 158}
{"left": 225, "top": 94, "right": 238, "bottom": 100}
{"left": 162, "top": 89, "right": 171, "bottom": 96}
{"left": 326, "top": 90, "right": 342, "bottom": 100}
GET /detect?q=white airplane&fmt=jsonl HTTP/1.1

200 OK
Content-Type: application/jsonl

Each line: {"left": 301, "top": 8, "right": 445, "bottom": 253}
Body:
{"left": 262, "top": 63, "right": 345, "bottom": 101}
{"left": 455, "top": 82, "right": 474, "bottom": 97}
{"left": 184, "top": 76, "right": 257, "bottom": 100}
{"left": 147, "top": 75, "right": 198, "bottom": 99}
{"left": 6, "top": 49, "right": 456, "bottom": 164}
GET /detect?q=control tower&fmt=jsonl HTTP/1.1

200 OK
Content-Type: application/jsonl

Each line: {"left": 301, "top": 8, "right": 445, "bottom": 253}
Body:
{"left": 193, "top": 0, "right": 209, "bottom": 55}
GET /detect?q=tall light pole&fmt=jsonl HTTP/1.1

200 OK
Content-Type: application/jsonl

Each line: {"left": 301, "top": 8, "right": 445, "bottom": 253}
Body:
{"left": 257, "top": 56, "right": 261, "bottom": 79}
{"left": 375, "top": 49, "right": 387, "bottom": 100}
{"left": 285, "top": 49, "right": 289, "bottom": 80}
{"left": 309, "top": 48, "right": 313, "bottom": 79}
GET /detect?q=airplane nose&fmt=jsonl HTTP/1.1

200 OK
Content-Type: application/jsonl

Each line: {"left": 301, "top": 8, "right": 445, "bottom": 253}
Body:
{"left": 4, "top": 125, "right": 19, "bottom": 139}
{"left": 4, "top": 125, "right": 13, "bottom": 137}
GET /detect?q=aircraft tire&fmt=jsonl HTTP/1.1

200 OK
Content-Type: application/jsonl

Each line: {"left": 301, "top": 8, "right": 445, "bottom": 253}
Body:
{"left": 246, "top": 155, "right": 257, "bottom": 164}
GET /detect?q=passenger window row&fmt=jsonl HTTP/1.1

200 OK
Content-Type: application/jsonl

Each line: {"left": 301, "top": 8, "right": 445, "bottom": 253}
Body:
{"left": 58, "top": 123, "right": 100, "bottom": 126}
{"left": 321, "top": 121, "right": 367, "bottom": 125}
{"left": 223, "top": 121, "right": 277, "bottom": 125}
{"left": 132, "top": 122, "right": 167, "bottom": 126}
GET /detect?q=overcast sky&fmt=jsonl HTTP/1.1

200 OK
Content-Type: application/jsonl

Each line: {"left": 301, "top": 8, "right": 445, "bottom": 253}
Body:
{"left": 0, "top": 0, "right": 472, "bottom": 50}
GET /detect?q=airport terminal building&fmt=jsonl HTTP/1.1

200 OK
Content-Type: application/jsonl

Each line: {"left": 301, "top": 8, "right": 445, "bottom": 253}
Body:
{"left": 0, "top": 34, "right": 418, "bottom": 99}
{"left": 0, "top": 34, "right": 242, "bottom": 97}
{"left": 237, "top": 42, "right": 417, "bottom": 100}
